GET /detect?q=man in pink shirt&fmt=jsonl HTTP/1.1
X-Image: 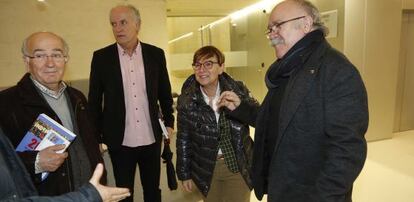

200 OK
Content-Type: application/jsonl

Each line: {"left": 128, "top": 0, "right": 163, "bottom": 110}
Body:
{"left": 88, "top": 4, "right": 174, "bottom": 202}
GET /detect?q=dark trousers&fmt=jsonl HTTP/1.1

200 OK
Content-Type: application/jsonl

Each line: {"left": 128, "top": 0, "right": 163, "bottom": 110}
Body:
{"left": 109, "top": 142, "right": 162, "bottom": 202}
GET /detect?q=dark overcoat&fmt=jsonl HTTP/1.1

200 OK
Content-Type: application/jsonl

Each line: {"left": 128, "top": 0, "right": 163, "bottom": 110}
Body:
{"left": 233, "top": 39, "right": 368, "bottom": 202}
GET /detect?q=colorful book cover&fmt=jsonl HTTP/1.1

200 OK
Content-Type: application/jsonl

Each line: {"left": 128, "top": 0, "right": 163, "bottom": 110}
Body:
{"left": 16, "top": 113, "right": 77, "bottom": 180}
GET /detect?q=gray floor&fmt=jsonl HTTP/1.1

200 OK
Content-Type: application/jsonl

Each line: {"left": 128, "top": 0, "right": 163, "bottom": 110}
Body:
{"left": 101, "top": 133, "right": 204, "bottom": 202}
{"left": 103, "top": 130, "right": 414, "bottom": 202}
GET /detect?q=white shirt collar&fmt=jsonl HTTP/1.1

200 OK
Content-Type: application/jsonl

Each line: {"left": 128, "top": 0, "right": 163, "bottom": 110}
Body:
{"left": 30, "top": 76, "right": 67, "bottom": 99}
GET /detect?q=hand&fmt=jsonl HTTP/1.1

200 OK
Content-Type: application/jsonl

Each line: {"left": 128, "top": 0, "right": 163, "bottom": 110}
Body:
{"left": 90, "top": 163, "right": 130, "bottom": 202}
{"left": 182, "top": 180, "right": 193, "bottom": 192}
{"left": 166, "top": 127, "right": 174, "bottom": 137}
{"left": 217, "top": 91, "right": 241, "bottom": 111}
{"left": 99, "top": 143, "right": 108, "bottom": 154}
{"left": 38, "top": 144, "right": 68, "bottom": 172}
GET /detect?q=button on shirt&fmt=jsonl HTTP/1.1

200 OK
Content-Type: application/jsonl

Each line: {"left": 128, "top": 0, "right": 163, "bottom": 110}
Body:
{"left": 117, "top": 42, "right": 155, "bottom": 147}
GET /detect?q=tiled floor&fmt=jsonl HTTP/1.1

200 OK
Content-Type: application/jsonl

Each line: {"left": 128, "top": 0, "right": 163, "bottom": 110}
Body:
{"left": 103, "top": 130, "right": 414, "bottom": 202}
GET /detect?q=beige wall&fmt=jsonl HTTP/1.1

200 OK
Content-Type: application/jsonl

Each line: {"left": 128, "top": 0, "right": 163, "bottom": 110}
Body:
{"left": 314, "top": 0, "right": 345, "bottom": 51}
{"left": 403, "top": 0, "right": 414, "bottom": 9}
{"left": 345, "top": 0, "right": 402, "bottom": 141}
{"left": 0, "top": 0, "right": 167, "bottom": 88}
{"left": 395, "top": 11, "right": 414, "bottom": 132}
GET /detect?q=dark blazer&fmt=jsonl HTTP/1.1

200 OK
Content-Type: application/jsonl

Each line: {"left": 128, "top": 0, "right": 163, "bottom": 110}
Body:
{"left": 88, "top": 42, "right": 174, "bottom": 150}
{"left": 233, "top": 39, "right": 368, "bottom": 202}
{"left": 0, "top": 73, "right": 104, "bottom": 196}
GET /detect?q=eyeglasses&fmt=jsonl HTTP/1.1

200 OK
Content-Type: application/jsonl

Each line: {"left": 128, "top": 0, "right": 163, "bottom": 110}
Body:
{"left": 192, "top": 60, "right": 219, "bottom": 70}
{"left": 265, "top": 16, "right": 306, "bottom": 35}
{"left": 25, "top": 53, "right": 67, "bottom": 63}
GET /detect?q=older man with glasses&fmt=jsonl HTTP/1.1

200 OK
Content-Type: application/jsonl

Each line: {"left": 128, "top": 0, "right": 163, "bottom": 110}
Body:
{"left": 0, "top": 31, "right": 105, "bottom": 196}
{"left": 218, "top": 0, "right": 369, "bottom": 201}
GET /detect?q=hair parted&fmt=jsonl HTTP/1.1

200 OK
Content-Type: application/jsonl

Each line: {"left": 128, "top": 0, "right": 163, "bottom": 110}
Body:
{"left": 193, "top": 46, "right": 225, "bottom": 65}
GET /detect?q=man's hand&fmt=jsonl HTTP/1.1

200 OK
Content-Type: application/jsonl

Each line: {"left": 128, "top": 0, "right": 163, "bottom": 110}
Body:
{"left": 99, "top": 143, "right": 108, "bottom": 154}
{"left": 166, "top": 127, "right": 174, "bottom": 138}
{"left": 182, "top": 180, "right": 193, "bottom": 192}
{"left": 38, "top": 144, "right": 68, "bottom": 172}
{"left": 90, "top": 163, "right": 130, "bottom": 202}
{"left": 217, "top": 91, "right": 241, "bottom": 111}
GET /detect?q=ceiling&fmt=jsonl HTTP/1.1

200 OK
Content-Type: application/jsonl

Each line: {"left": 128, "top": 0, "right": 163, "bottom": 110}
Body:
{"left": 165, "top": 0, "right": 262, "bottom": 17}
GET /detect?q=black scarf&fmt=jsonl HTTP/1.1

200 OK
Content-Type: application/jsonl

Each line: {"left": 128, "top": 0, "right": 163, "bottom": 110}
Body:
{"left": 265, "top": 29, "right": 325, "bottom": 89}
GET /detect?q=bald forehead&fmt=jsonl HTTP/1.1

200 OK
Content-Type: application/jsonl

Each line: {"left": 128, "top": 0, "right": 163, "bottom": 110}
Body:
{"left": 26, "top": 32, "right": 64, "bottom": 52}
{"left": 27, "top": 32, "right": 62, "bottom": 43}
{"left": 111, "top": 6, "right": 130, "bottom": 14}
{"left": 270, "top": 0, "right": 306, "bottom": 21}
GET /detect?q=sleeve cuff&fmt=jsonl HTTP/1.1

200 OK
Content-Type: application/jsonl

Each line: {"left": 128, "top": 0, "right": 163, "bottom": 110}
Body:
{"left": 35, "top": 153, "right": 45, "bottom": 174}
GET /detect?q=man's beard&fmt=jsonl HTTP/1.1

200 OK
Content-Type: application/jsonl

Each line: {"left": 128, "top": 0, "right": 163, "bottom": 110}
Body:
{"left": 270, "top": 37, "right": 284, "bottom": 47}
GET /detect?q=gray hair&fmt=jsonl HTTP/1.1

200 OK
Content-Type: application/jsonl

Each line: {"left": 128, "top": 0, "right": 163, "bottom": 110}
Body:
{"left": 21, "top": 32, "right": 69, "bottom": 56}
{"left": 290, "top": 0, "right": 329, "bottom": 36}
{"left": 110, "top": 4, "right": 141, "bottom": 23}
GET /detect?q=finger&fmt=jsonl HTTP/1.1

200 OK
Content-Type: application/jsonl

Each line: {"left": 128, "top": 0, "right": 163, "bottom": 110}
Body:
{"left": 188, "top": 182, "right": 192, "bottom": 191}
{"left": 223, "top": 94, "right": 236, "bottom": 102}
{"left": 90, "top": 163, "right": 103, "bottom": 184}
{"left": 48, "top": 144, "right": 66, "bottom": 151}
{"left": 183, "top": 185, "right": 190, "bottom": 192}
{"left": 185, "top": 181, "right": 192, "bottom": 192}
{"left": 110, "top": 188, "right": 131, "bottom": 201}
{"left": 61, "top": 152, "right": 68, "bottom": 158}
{"left": 218, "top": 91, "right": 228, "bottom": 102}
{"left": 182, "top": 182, "right": 188, "bottom": 192}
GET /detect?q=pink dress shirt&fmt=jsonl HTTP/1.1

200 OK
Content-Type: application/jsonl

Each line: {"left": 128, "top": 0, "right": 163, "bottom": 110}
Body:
{"left": 117, "top": 42, "right": 155, "bottom": 147}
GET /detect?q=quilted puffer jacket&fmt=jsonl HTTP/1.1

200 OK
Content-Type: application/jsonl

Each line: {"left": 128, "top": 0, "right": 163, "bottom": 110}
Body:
{"left": 176, "top": 72, "right": 259, "bottom": 196}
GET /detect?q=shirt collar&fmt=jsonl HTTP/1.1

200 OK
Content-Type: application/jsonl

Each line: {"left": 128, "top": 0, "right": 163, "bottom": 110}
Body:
{"left": 117, "top": 41, "right": 141, "bottom": 56}
{"left": 30, "top": 76, "right": 67, "bottom": 99}
{"left": 200, "top": 82, "right": 221, "bottom": 112}
{"left": 200, "top": 82, "right": 221, "bottom": 100}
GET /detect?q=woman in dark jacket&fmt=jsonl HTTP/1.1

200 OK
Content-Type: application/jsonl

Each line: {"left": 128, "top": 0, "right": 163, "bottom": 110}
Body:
{"left": 176, "top": 46, "right": 259, "bottom": 202}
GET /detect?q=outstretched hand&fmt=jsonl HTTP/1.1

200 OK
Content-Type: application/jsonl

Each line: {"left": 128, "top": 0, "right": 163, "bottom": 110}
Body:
{"left": 90, "top": 163, "right": 130, "bottom": 202}
{"left": 217, "top": 91, "right": 241, "bottom": 111}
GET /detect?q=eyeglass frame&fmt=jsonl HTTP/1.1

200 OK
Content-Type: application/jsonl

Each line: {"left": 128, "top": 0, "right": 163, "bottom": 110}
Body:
{"left": 24, "top": 52, "right": 68, "bottom": 63}
{"left": 265, "top": 15, "right": 306, "bottom": 35}
{"left": 192, "top": 60, "right": 220, "bottom": 70}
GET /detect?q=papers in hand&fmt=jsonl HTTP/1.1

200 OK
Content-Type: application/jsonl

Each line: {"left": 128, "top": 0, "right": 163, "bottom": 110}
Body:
{"left": 158, "top": 118, "right": 169, "bottom": 139}
{"left": 16, "top": 113, "right": 77, "bottom": 180}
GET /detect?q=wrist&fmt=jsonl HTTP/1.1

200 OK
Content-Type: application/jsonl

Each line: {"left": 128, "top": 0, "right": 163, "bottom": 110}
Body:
{"left": 34, "top": 153, "right": 44, "bottom": 174}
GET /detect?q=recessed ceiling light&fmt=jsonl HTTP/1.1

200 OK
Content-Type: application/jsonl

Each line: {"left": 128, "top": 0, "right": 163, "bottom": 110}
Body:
{"left": 37, "top": 0, "right": 46, "bottom": 2}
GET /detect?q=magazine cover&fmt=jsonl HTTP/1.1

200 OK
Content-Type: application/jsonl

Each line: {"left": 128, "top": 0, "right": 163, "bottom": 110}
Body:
{"left": 16, "top": 113, "right": 77, "bottom": 180}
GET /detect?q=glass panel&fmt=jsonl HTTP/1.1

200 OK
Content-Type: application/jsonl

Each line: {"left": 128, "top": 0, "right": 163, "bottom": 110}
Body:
{"left": 167, "top": 12, "right": 272, "bottom": 101}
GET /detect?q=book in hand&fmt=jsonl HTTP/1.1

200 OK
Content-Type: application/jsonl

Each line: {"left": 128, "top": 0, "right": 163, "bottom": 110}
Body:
{"left": 16, "top": 113, "right": 77, "bottom": 181}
